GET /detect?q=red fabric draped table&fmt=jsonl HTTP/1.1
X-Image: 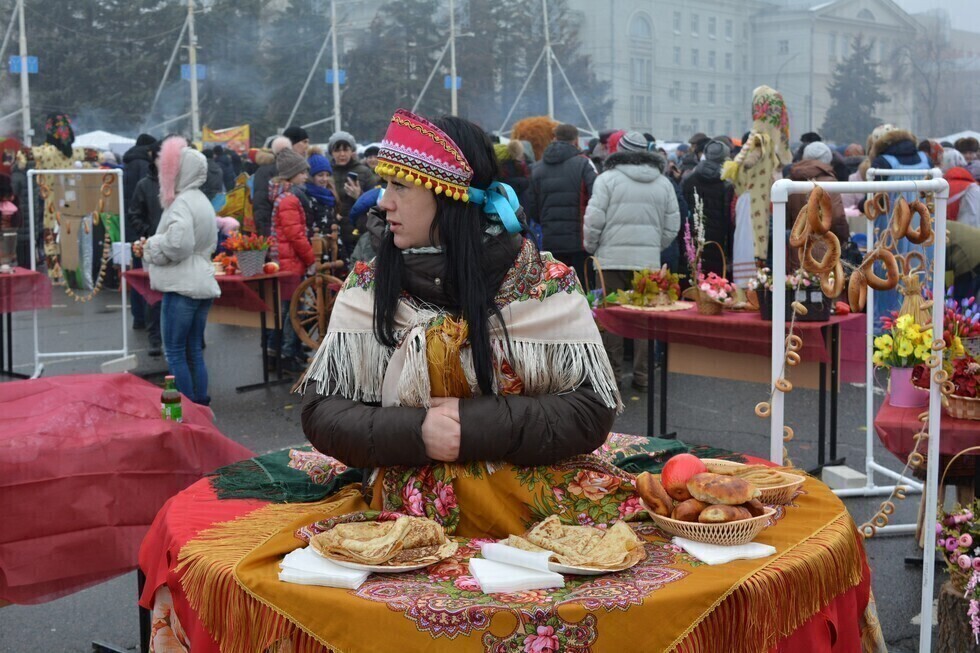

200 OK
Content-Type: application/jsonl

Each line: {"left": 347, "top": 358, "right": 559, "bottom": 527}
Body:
{"left": 594, "top": 306, "right": 864, "bottom": 470}
{"left": 0, "top": 373, "right": 253, "bottom": 605}
{"left": 124, "top": 268, "right": 296, "bottom": 392}
{"left": 0, "top": 267, "right": 52, "bottom": 379}
{"left": 138, "top": 454, "right": 874, "bottom": 653}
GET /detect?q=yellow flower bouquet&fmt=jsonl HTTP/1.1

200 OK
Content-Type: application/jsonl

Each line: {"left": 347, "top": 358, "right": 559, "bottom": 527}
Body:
{"left": 872, "top": 314, "right": 932, "bottom": 369}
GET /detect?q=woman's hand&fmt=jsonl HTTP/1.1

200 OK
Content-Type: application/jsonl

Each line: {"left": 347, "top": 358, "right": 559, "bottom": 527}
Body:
{"left": 344, "top": 179, "right": 362, "bottom": 200}
{"left": 421, "top": 397, "right": 460, "bottom": 462}
{"left": 131, "top": 237, "right": 147, "bottom": 258}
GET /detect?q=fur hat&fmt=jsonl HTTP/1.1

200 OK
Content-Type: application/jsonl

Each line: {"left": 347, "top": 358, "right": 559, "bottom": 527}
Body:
{"left": 802, "top": 142, "right": 833, "bottom": 165}
{"left": 276, "top": 148, "right": 309, "bottom": 179}
{"left": 283, "top": 126, "right": 309, "bottom": 145}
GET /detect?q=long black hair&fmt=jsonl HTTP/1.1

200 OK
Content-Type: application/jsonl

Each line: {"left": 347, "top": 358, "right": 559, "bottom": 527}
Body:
{"left": 372, "top": 116, "right": 506, "bottom": 395}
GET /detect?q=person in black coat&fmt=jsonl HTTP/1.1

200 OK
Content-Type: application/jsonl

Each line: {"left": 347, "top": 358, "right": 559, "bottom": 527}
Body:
{"left": 681, "top": 140, "right": 734, "bottom": 278}
{"left": 529, "top": 123, "right": 597, "bottom": 281}
{"left": 127, "top": 143, "right": 163, "bottom": 353}
{"left": 122, "top": 134, "right": 156, "bottom": 205}
{"left": 201, "top": 149, "right": 225, "bottom": 200}
{"left": 213, "top": 145, "right": 237, "bottom": 191}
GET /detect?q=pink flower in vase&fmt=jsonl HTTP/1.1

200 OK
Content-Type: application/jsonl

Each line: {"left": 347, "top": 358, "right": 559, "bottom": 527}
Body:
{"left": 961, "top": 534, "right": 974, "bottom": 549}
{"left": 948, "top": 538, "right": 961, "bottom": 552}
{"left": 973, "top": 558, "right": 980, "bottom": 571}
{"left": 960, "top": 554, "right": 974, "bottom": 569}
{"left": 524, "top": 626, "right": 560, "bottom": 653}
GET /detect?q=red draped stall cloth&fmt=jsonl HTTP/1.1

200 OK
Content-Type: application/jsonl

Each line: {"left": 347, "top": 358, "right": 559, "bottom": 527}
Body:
{"left": 0, "top": 267, "right": 52, "bottom": 378}
{"left": 0, "top": 374, "right": 253, "bottom": 605}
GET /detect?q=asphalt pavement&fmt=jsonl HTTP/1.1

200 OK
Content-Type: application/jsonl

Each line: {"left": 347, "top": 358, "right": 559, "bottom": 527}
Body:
{"left": 0, "top": 289, "right": 941, "bottom": 652}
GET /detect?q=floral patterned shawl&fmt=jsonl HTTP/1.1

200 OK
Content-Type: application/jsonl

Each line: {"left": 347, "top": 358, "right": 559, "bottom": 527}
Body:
{"left": 750, "top": 85, "right": 792, "bottom": 166}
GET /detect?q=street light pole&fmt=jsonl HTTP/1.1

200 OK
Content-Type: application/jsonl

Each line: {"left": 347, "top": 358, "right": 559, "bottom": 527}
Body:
{"left": 330, "top": 0, "right": 341, "bottom": 132}
{"left": 449, "top": 0, "right": 457, "bottom": 116}
{"left": 17, "top": 0, "right": 31, "bottom": 145}
{"left": 542, "top": 0, "right": 554, "bottom": 119}
{"left": 186, "top": 0, "right": 200, "bottom": 142}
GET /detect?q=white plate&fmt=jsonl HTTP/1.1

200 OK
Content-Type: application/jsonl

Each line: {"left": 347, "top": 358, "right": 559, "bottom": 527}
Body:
{"left": 309, "top": 543, "right": 446, "bottom": 573}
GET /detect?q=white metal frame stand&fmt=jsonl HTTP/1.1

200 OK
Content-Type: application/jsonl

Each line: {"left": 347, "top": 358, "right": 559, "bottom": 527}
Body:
{"left": 769, "top": 176, "right": 949, "bottom": 653}
{"left": 26, "top": 168, "right": 128, "bottom": 377}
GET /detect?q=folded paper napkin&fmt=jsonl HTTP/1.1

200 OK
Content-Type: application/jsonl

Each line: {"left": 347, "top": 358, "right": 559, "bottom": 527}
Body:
{"left": 278, "top": 546, "right": 370, "bottom": 589}
{"left": 481, "top": 542, "right": 553, "bottom": 571}
{"left": 468, "top": 557, "right": 564, "bottom": 594}
{"left": 672, "top": 536, "right": 777, "bottom": 566}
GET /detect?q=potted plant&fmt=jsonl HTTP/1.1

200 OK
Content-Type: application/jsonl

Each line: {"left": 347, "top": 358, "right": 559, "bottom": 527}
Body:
{"left": 682, "top": 191, "right": 735, "bottom": 315}
{"left": 225, "top": 233, "right": 274, "bottom": 277}
{"left": 873, "top": 313, "right": 933, "bottom": 407}
{"left": 748, "top": 268, "right": 831, "bottom": 322}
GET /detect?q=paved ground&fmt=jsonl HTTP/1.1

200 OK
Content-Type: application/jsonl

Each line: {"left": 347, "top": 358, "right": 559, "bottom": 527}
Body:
{"left": 0, "top": 290, "right": 943, "bottom": 652}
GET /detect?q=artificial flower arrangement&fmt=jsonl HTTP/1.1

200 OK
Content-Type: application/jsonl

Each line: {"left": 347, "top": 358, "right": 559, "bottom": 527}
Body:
{"left": 747, "top": 267, "right": 822, "bottom": 292}
{"left": 605, "top": 265, "right": 683, "bottom": 307}
{"left": 697, "top": 272, "right": 735, "bottom": 303}
{"left": 872, "top": 314, "right": 933, "bottom": 368}
{"left": 937, "top": 500, "right": 980, "bottom": 642}
{"left": 225, "top": 233, "right": 275, "bottom": 252}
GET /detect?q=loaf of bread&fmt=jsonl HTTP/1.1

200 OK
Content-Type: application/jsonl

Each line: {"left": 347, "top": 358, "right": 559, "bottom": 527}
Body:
{"left": 743, "top": 499, "right": 766, "bottom": 517}
{"left": 635, "top": 472, "right": 673, "bottom": 517}
{"left": 698, "top": 505, "right": 753, "bottom": 524}
{"left": 671, "top": 499, "right": 708, "bottom": 522}
{"left": 687, "top": 472, "right": 760, "bottom": 505}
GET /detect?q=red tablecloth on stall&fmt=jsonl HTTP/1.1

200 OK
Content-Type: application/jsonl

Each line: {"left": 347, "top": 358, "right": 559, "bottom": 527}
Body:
{"left": 594, "top": 306, "right": 864, "bottom": 364}
{"left": 0, "top": 373, "right": 253, "bottom": 604}
{"left": 123, "top": 268, "right": 294, "bottom": 312}
{"left": 139, "top": 470, "right": 873, "bottom": 653}
{"left": 0, "top": 267, "right": 52, "bottom": 314}
{"left": 874, "top": 394, "right": 979, "bottom": 461}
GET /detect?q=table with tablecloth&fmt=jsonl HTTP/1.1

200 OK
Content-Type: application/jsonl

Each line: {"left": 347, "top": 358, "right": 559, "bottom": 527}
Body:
{"left": 0, "top": 373, "right": 253, "bottom": 605}
{"left": 594, "top": 306, "right": 864, "bottom": 470}
{"left": 0, "top": 267, "right": 52, "bottom": 378}
{"left": 124, "top": 268, "right": 295, "bottom": 391}
{"left": 139, "top": 436, "right": 884, "bottom": 653}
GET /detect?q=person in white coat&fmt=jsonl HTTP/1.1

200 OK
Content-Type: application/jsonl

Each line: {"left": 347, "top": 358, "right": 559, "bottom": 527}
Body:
{"left": 583, "top": 131, "right": 680, "bottom": 390}
{"left": 134, "top": 135, "right": 221, "bottom": 405}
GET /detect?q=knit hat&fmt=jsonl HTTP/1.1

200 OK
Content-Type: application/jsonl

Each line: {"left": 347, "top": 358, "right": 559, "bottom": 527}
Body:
{"left": 618, "top": 131, "right": 649, "bottom": 153}
{"left": 375, "top": 109, "right": 473, "bottom": 201}
{"left": 362, "top": 144, "right": 380, "bottom": 157}
{"left": 328, "top": 130, "right": 357, "bottom": 152}
{"left": 308, "top": 153, "right": 332, "bottom": 176}
{"left": 703, "top": 140, "right": 731, "bottom": 164}
{"left": 135, "top": 133, "right": 156, "bottom": 147}
{"left": 283, "top": 126, "right": 309, "bottom": 145}
{"left": 276, "top": 148, "right": 309, "bottom": 179}
{"left": 802, "top": 141, "right": 833, "bottom": 165}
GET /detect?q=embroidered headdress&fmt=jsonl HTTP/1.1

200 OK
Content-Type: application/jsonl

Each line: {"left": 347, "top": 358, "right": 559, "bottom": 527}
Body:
{"left": 375, "top": 109, "right": 474, "bottom": 201}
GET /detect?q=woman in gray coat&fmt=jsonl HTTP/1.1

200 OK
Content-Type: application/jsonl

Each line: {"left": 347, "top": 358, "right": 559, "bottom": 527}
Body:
{"left": 583, "top": 131, "right": 680, "bottom": 390}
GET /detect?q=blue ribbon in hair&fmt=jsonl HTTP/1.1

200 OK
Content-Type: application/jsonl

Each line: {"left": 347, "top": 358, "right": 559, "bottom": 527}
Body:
{"left": 466, "top": 181, "right": 521, "bottom": 234}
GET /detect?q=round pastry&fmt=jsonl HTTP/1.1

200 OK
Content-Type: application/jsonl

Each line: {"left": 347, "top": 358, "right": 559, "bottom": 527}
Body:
{"left": 806, "top": 186, "right": 833, "bottom": 235}
{"left": 848, "top": 270, "right": 868, "bottom": 312}
{"left": 671, "top": 499, "right": 709, "bottom": 523}
{"left": 860, "top": 248, "right": 899, "bottom": 291}
{"left": 789, "top": 206, "right": 811, "bottom": 248}
{"left": 698, "top": 504, "right": 753, "bottom": 524}
{"left": 890, "top": 198, "right": 912, "bottom": 240}
{"left": 864, "top": 193, "right": 889, "bottom": 221}
{"left": 802, "top": 231, "right": 840, "bottom": 275}
{"left": 820, "top": 260, "right": 844, "bottom": 297}
{"left": 742, "top": 499, "right": 766, "bottom": 517}
{"left": 635, "top": 472, "right": 673, "bottom": 517}
{"left": 905, "top": 200, "right": 933, "bottom": 245}
{"left": 687, "top": 472, "right": 760, "bottom": 505}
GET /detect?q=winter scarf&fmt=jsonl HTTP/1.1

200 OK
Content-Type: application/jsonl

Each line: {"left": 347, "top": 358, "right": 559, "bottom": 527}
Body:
{"left": 305, "top": 181, "right": 336, "bottom": 207}
{"left": 44, "top": 113, "right": 75, "bottom": 159}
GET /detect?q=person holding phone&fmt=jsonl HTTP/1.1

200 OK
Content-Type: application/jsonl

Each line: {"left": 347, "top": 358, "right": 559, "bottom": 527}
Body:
{"left": 326, "top": 131, "right": 379, "bottom": 230}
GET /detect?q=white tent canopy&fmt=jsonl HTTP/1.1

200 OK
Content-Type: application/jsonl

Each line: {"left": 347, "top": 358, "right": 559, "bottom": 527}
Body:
{"left": 73, "top": 130, "right": 135, "bottom": 151}
{"left": 935, "top": 129, "right": 980, "bottom": 143}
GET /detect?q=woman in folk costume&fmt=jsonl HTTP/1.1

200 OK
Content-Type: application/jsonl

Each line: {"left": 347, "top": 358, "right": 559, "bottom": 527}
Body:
{"left": 723, "top": 86, "right": 792, "bottom": 278}
{"left": 299, "top": 109, "right": 628, "bottom": 538}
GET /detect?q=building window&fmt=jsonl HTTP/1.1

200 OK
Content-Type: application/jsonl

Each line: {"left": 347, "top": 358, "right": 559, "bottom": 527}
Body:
{"left": 691, "top": 48, "right": 699, "bottom": 67}
{"left": 708, "top": 119, "right": 716, "bottom": 135}
{"left": 673, "top": 46, "right": 681, "bottom": 65}
{"left": 630, "top": 95, "right": 652, "bottom": 128}
{"left": 630, "top": 13, "right": 653, "bottom": 41}
{"left": 725, "top": 52, "right": 733, "bottom": 71}
{"left": 630, "top": 57, "right": 652, "bottom": 89}
{"left": 690, "top": 14, "right": 699, "bottom": 36}
{"left": 725, "top": 19, "right": 733, "bottom": 40}
{"left": 708, "top": 83, "right": 716, "bottom": 105}
{"left": 673, "top": 118, "right": 681, "bottom": 140}
{"left": 829, "top": 32, "right": 838, "bottom": 62}
{"left": 778, "top": 40, "right": 789, "bottom": 55}
{"left": 670, "top": 80, "right": 681, "bottom": 100}
{"left": 708, "top": 17, "right": 716, "bottom": 39}
{"left": 725, "top": 84, "right": 733, "bottom": 105}
{"left": 708, "top": 51, "right": 716, "bottom": 69}
{"left": 690, "top": 82, "right": 699, "bottom": 104}
{"left": 673, "top": 11, "right": 681, "bottom": 34}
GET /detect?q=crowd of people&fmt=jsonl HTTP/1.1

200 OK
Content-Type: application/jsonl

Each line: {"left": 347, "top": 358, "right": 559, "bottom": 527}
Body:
{"left": 4, "top": 90, "right": 979, "bottom": 407}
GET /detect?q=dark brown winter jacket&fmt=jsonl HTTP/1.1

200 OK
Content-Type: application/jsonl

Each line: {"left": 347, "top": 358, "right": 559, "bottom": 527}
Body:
{"left": 301, "top": 217, "right": 616, "bottom": 468}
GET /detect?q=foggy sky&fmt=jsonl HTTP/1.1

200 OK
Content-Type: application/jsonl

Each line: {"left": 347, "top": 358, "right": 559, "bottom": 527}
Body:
{"left": 893, "top": 0, "right": 980, "bottom": 33}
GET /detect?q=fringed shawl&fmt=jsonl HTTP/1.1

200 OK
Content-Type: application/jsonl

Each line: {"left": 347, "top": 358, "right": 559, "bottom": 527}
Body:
{"left": 299, "top": 239, "right": 622, "bottom": 412}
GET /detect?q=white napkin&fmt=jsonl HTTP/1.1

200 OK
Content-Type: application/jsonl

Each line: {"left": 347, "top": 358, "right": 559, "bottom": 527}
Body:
{"left": 480, "top": 542, "right": 554, "bottom": 572}
{"left": 672, "top": 536, "right": 777, "bottom": 566}
{"left": 468, "top": 558, "right": 564, "bottom": 594}
{"left": 278, "top": 546, "right": 370, "bottom": 589}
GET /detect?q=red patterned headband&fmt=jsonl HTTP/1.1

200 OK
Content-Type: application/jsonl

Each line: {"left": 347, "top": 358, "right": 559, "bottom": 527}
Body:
{"left": 374, "top": 109, "right": 474, "bottom": 201}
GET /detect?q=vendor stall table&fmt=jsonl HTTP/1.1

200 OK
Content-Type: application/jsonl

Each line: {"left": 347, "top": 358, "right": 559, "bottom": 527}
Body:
{"left": 138, "top": 440, "right": 880, "bottom": 653}
{"left": 594, "top": 306, "right": 864, "bottom": 470}
{"left": 0, "top": 267, "right": 51, "bottom": 379}
{"left": 124, "top": 269, "right": 294, "bottom": 392}
{"left": 0, "top": 373, "right": 253, "bottom": 605}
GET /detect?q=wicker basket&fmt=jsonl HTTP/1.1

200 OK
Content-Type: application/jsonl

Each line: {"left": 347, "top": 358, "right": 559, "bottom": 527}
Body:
{"left": 235, "top": 249, "right": 267, "bottom": 277}
{"left": 687, "top": 241, "right": 728, "bottom": 316}
{"left": 947, "top": 394, "right": 980, "bottom": 421}
{"left": 640, "top": 498, "right": 776, "bottom": 546}
{"left": 701, "top": 459, "right": 807, "bottom": 505}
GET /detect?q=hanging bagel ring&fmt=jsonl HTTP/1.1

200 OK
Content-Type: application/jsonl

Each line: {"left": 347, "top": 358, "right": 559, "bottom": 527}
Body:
{"left": 791, "top": 301, "right": 808, "bottom": 316}
{"left": 820, "top": 260, "right": 845, "bottom": 297}
{"left": 861, "top": 524, "right": 877, "bottom": 538}
{"left": 783, "top": 425, "right": 795, "bottom": 441}
{"left": 934, "top": 369, "right": 949, "bottom": 384}
{"left": 903, "top": 251, "right": 926, "bottom": 276}
{"left": 848, "top": 270, "right": 869, "bottom": 312}
{"left": 775, "top": 378, "right": 794, "bottom": 393}
{"left": 790, "top": 206, "right": 811, "bottom": 247}
{"left": 943, "top": 381, "right": 956, "bottom": 395}
{"left": 932, "top": 339, "right": 947, "bottom": 352}
{"left": 786, "top": 334, "right": 804, "bottom": 352}
{"left": 860, "top": 249, "right": 899, "bottom": 291}
{"left": 806, "top": 186, "right": 833, "bottom": 235}
{"left": 755, "top": 402, "right": 772, "bottom": 418}
{"left": 905, "top": 200, "right": 933, "bottom": 245}
{"left": 926, "top": 354, "right": 941, "bottom": 369}
{"left": 864, "top": 193, "right": 889, "bottom": 221}
{"left": 882, "top": 502, "right": 895, "bottom": 516}
{"left": 786, "top": 350, "right": 802, "bottom": 366}
{"left": 802, "top": 232, "right": 841, "bottom": 275}
{"left": 891, "top": 197, "right": 912, "bottom": 240}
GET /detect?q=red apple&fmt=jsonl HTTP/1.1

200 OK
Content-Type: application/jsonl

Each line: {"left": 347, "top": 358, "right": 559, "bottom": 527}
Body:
{"left": 263, "top": 262, "right": 280, "bottom": 274}
{"left": 660, "top": 454, "right": 708, "bottom": 501}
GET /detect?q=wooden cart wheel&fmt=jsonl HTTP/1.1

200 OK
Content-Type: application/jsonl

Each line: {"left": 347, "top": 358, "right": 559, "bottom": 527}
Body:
{"left": 289, "top": 273, "right": 344, "bottom": 350}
